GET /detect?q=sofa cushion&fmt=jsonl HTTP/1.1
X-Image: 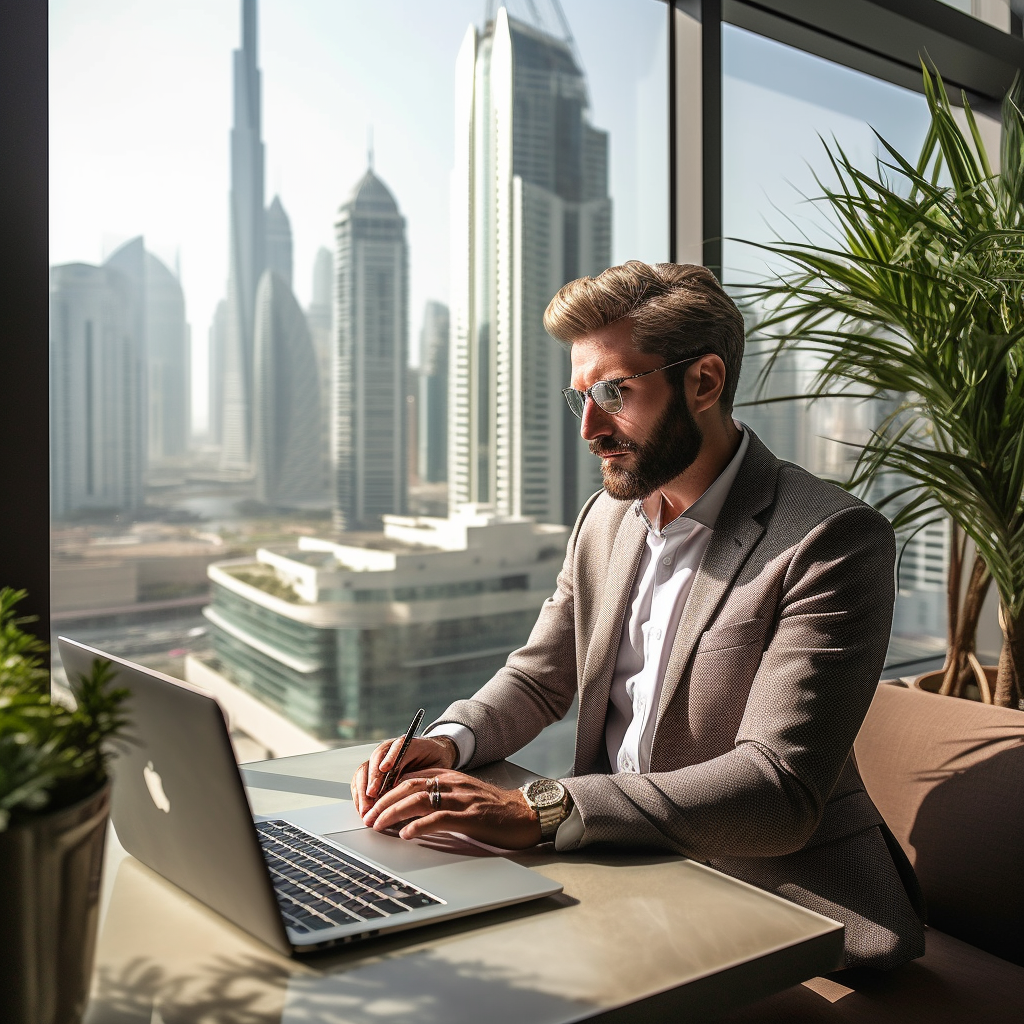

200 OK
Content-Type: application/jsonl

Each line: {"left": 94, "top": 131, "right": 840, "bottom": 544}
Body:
{"left": 852, "top": 681, "right": 1024, "bottom": 965}
{"left": 713, "top": 926, "right": 1024, "bottom": 1023}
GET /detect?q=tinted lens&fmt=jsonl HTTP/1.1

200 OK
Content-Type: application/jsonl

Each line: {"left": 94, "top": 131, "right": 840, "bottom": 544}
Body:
{"left": 563, "top": 389, "right": 587, "bottom": 417}
{"left": 590, "top": 381, "right": 623, "bottom": 413}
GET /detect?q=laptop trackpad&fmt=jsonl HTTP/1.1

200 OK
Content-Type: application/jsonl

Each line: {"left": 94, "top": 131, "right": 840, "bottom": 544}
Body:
{"left": 329, "top": 826, "right": 488, "bottom": 873}
{"left": 265, "top": 800, "right": 366, "bottom": 835}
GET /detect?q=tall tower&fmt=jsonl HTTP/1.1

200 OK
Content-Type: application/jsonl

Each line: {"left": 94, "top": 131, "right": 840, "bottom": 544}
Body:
{"left": 50, "top": 262, "right": 144, "bottom": 517}
{"left": 449, "top": 6, "right": 611, "bottom": 525}
{"left": 307, "top": 247, "right": 334, "bottom": 498}
{"left": 253, "top": 271, "right": 322, "bottom": 506}
{"left": 418, "top": 300, "right": 449, "bottom": 484}
{"left": 103, "top": 239, "right": 191, "bottom": 471}
{"left": 221, "top": 0, "right": 265, "bottom": 472}
{"left": 144, "top": 251, "right": 190, "bottom": 466}
{"left": 264, "top": 195, "right": 293, "bottom": 288}
{"left": 208, "top": 299, "right": 228, "bottom": 446}
{"left": 333, "top": 167, "right": 408, "bottom": 531}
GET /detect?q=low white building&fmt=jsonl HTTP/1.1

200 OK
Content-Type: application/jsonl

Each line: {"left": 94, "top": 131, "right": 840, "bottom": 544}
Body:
{"left": 192, "top": 506, "right": 568, "bottom": 742}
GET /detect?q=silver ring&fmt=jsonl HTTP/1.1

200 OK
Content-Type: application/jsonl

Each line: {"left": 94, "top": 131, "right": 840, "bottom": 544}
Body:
{"left": 428, "top": 776, "right": 442, "bottom": 811}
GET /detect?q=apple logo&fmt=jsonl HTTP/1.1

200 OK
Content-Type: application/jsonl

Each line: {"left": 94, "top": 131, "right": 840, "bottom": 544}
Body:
{"left": 143, "top": 761, "right": 171, "bottom": 813}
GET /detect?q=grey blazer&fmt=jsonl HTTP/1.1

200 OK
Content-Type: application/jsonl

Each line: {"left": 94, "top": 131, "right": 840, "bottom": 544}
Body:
{"left": 436, "top": 429, "right": 925, "bottom": 970}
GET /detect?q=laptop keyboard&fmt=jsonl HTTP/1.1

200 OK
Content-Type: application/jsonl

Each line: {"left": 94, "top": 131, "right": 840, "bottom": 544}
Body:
{"left": 256, "top": 819, "right": 444, "bottom": 935}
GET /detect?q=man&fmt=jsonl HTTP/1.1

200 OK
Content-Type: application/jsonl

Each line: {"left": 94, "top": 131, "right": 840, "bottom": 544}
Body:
{"left": 352, "top": 261, "right": 924, "bottom": 970}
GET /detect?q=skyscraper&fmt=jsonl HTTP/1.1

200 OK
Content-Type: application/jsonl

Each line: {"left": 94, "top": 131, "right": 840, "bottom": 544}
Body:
{"left": 449, "top": 7, "right": 612, "bottom": 526}
{"left": 105, "top": 239, "right": 191, "bottom": 474}
{"left": 307, "top": 246, "right": 334, "bottom": 498}
{"left": 143, "top": 251, "right": 190, "bottom": 466}
{"left": 208, "top": 299, "right": 228, "bottom": 446}
{"left": 333, "top": 167, "right": 408, "bottom": 531}
{"left": 264, "top": 194, "right": 293, "bottom": 288}
{"left": 50, "top": 262, "right": 144, "bottom": 517}
{"left": 220, "top": 0, "right": 265, "bottom": 472}
{"left": 307, "top": 245, "right": 333, "bottom": 374}
{"left": 252, "top": 270, "right": 322, "bottom": 506}
{"left": 418, "top": 300, "right": 449, "bottom": 484}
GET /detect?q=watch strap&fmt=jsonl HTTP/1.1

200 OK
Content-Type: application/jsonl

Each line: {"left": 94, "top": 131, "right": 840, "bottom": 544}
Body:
{"left": 521, "top": 781, "right": 573, "bottom": 840}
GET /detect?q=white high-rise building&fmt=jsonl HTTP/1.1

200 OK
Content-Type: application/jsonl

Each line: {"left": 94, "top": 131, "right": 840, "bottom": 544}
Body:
{"left": 50, "top": 262, "right": 144, "bottom": 517}
{"left": 333, "top": 167, "right": 408, "bottom": 530}
{"left": 194, "top": 506, "right": 568, "bottom": 741}
{"left": 449, "top": 7, "right": 612, "bottom": 526}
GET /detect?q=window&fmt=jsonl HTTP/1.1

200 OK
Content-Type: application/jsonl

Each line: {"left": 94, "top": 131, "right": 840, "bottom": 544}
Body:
{"left": 48, "top": 0, "right": 668, "bottom": 770}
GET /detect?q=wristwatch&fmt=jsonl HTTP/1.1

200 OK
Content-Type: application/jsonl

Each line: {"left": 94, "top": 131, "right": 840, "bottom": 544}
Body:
{"left": 520, "top": 778, "right": 573, "bottom": 840}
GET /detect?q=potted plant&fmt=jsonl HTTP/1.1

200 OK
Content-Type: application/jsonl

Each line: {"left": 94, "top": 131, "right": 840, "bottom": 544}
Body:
{"left": 0, "top": 587, "right": 130, "bottom": 1024}
{"left": 736, "top": 67, "right": 1024, "bottom": 709}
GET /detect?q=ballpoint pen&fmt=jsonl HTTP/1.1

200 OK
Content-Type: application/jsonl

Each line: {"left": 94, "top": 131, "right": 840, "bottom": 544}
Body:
{"left": 377, "top": 708, "right": 425, "bottom": 795}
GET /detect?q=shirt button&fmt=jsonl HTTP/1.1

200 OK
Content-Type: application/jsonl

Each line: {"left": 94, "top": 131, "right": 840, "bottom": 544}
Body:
{"left": 652, "top": 628, "right": 662, "bottom": 641}
{"left": 662, "top": 556, "right": 672, "bottom": 566}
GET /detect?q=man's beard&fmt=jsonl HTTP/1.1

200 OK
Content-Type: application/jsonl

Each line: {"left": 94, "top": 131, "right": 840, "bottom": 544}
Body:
{"left": 589, "top": 396, "right": 704, "bottom": 502}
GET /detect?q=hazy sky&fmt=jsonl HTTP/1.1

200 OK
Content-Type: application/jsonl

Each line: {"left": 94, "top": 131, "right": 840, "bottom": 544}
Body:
{"left": 49, "top": 0, "right": 668, "bottom": 432}
{"left": 721, "top": 24, "right": 1001, "bottom": 280}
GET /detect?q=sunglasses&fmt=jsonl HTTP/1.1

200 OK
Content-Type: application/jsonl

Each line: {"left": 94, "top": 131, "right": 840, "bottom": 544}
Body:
{"left": 562, "top": 353, "right": 709, "bottom": 418}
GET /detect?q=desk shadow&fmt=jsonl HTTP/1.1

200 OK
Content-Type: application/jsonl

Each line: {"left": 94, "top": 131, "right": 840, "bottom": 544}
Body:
{"left": 87, "top": 954, "right": 290, "bottom": 1024}
{"left": 88, "top": 854, "right": 580, "bottom": 1024}
{"left": 87, "top": 936, "right": 594, "bottom": 1024}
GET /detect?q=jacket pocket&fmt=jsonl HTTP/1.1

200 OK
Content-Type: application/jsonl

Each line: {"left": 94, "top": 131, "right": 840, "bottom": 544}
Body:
{"left": 694, "top": 616, "right": 769, "bottom": 654}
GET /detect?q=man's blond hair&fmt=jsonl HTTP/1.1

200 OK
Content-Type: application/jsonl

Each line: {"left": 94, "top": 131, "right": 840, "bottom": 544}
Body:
{"left": 544, "top": 261, "right": 745, "bottom": 412}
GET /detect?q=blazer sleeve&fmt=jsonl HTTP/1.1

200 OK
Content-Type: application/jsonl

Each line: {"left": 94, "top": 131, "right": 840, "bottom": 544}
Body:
{"left": 557, "top": 502, "right": 896, "bottom": 859}
{"left": 426, "top": 490, "right": 603, "bottom": 765}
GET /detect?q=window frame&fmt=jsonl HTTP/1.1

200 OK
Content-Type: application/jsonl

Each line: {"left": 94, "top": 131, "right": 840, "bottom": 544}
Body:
{"left": 1, "top": 0, "right": 1021, "bottom": 652}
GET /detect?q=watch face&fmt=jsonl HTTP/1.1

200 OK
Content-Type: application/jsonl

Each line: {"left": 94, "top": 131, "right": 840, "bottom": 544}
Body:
{"left": 526, "top": 778, "right": 564, "bottom": 809}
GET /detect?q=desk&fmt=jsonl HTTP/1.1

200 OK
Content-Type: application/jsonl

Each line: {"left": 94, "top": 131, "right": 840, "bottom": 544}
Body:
{"left": 84, "top": 745, "right": 843, "bottom": 1023}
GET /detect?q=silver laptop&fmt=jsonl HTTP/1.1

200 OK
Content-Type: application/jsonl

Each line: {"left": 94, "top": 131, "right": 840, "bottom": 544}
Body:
{"left": 58, "top": 637, "right": 562, "bottom": 956}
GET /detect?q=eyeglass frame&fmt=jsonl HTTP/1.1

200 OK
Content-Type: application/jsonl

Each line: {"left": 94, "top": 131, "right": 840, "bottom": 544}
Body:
{"left": 562, "top": 352, "right": 711, "bottom": 418}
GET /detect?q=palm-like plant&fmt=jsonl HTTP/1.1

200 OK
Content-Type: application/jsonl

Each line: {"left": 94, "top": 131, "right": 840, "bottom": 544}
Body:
{"left": 736, "top": 67, "right": 1024, "bottom": 709}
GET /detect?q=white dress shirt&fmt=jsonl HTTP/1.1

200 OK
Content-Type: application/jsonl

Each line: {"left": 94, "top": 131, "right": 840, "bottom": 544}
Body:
{"left": 430, "top": 427, "right": 749, "bottom": 784}
{"left": 605, "top": 427, "right": 749, "bottom": 773}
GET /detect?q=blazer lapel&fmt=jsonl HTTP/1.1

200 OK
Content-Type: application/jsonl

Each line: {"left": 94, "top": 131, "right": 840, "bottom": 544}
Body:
{"left": 573, "top": 507, "right": 647, "bottom": 774}
{"left": 655, "top": 431, "right": 779, "bottom": 729}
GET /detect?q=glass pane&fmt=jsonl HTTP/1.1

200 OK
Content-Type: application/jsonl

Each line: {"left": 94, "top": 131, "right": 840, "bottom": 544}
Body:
{"left": 937, "top": 0, "right": 1012, "bottom": 33}
{"left": 721, "top": 25, "right": 949, "bottom": 668}
{"left": 49, "top": 0, "right": 667, "bottom": 769}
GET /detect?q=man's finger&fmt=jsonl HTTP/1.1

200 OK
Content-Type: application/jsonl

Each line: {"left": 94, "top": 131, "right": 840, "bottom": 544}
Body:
{"left": 364, "top": 776, "right": 432, "bottom": 830}
{"left": 366, "top": 737, "right": 402, "bottom": 796}
{"left": 398, "top": 810, "right": 451, "bottom": 841}
{"left": 351, "top": 761, "right": 371, "bottom": 814}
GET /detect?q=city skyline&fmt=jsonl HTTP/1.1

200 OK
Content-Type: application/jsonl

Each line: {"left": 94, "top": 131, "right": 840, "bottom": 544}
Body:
{"left": 50, "top": 1, "right": 669, "bottom": 436}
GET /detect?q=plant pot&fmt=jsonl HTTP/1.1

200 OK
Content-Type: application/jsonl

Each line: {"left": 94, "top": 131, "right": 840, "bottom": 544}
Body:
{"left": 0, "top": 782, "right": 111, "bottom": 1024}
{"left": 912, "top": 665, "right": 998, "bottom": 704}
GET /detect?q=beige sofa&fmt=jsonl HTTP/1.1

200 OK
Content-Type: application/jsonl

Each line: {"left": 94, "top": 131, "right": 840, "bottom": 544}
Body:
{"left": 717, "top": 681, "right": 1024, "bottom": 1022}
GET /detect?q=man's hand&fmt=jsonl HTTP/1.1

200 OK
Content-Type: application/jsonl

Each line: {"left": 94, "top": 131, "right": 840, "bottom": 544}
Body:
{"left": 350, "top": 736, "right": 458, "bottom": 815}
{"left": 360, "top": 768, "right": 543, "bottom": 849}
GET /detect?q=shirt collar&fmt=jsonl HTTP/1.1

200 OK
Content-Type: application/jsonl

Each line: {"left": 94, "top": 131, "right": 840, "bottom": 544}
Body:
{"left": 635, "top": 424, "right": 750, "bottom": 537}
